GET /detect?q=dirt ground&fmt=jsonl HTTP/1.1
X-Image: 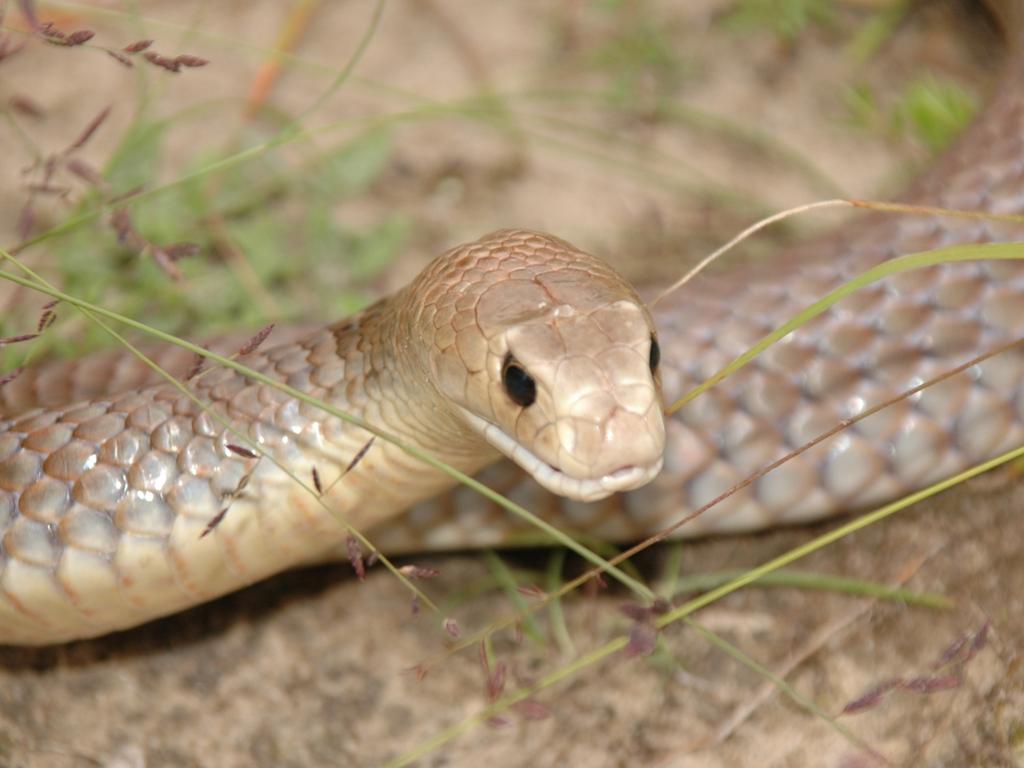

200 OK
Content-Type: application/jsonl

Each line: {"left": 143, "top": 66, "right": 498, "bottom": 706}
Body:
{"left": 1, "top": 1, "right": 1023, "bottom": 766}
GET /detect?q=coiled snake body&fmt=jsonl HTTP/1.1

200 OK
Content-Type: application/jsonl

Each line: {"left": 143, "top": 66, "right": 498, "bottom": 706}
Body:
{"left": 4, "top": 4, "right": 1024, "bottom": 645}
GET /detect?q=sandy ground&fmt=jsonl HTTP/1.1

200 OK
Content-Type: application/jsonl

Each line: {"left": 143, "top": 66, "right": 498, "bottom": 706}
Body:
{"left": 1, "top": 1, "right": 1023, "bottom": 766}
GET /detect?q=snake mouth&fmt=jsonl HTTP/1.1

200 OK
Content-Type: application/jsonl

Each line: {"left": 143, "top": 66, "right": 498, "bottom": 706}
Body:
{"left": 457, "top": 408, "right": 663, "bottom": 502}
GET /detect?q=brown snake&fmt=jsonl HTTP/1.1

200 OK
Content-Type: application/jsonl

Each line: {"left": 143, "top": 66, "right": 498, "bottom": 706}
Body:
{"left": 3, "top": 3, "right": 1024, "bottom": 646}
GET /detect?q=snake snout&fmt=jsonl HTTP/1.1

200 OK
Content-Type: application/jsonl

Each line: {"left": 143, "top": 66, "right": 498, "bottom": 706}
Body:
{"left": 553, "top": 385, "right": 665, "bottom": 493}
{"left": 601, "top": 406, "right": 664, "bottom": 476}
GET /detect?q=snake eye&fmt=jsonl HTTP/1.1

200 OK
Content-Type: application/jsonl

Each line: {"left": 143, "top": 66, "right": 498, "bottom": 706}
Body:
{"left": 649, "top": 334, "right": 660, "bottom": 373}
{"left": 502, "top": 355, "right": 536, "bottom": 407}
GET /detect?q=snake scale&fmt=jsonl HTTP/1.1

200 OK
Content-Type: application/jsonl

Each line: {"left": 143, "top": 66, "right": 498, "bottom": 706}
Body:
{"left": 3, "top": 2, "right": 1024, "bottom": 645}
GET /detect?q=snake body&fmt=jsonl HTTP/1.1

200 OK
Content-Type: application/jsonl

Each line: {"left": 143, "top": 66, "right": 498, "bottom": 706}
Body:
{"left": 0, "top": 233, "right": 664, "bottom": 644}
{"left": 4, "top": 4, "right": 1024, "bottom": 645}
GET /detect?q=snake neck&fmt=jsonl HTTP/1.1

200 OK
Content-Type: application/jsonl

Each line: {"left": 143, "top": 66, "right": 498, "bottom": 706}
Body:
{"left": 326, "top": 291, "right": 499, "bottom": 473}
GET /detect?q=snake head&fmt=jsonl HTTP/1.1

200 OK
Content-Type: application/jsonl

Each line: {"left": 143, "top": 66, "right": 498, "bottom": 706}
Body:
{"left": 415, "top": 230, "right": 665, "bottom": 502}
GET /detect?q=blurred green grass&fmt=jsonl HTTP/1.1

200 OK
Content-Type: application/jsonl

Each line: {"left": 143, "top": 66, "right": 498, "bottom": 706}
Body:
{"left": 0, "top": 0, "right": 974, "bottom": 370}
